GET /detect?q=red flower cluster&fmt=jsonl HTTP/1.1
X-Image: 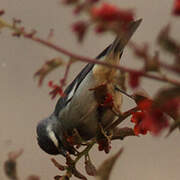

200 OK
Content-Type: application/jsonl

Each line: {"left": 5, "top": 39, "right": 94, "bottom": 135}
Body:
{"left": 131, "top": 111, "right": 147, "bottom": 135}
{"left": 48, "top": 81, "right": 64, "bottom": 99}
{"left": 131, "top": 99, "right": 169, "bottom": 135}
{"left": 172, "top": 0, "right": 180, "bottom": 16}
{"left": 91, "top": 3, "right": 134, "bottom": 22}
{"left": 100, "top": 93, "right": 113, "bottom": 108}
{"left": 97, "top": 138, "right": 111, "bottom": 154}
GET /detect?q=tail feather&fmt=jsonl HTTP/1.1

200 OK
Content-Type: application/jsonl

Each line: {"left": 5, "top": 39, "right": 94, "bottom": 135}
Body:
{"left": 107, "top": 19, "right": 142, "bottom": 57}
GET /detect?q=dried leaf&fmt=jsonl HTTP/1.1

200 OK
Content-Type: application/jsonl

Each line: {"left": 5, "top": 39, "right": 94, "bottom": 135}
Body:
{"left": 154, "top": 87, "right": 180, "bottom": 120}
{"left": 96, "top": 148, "right": 123, "bottom": 180}
{"left": 34, "top": 57, "right": 64, "bottom": 86}
{"left": 72, "top": 167, "right": 87, "bottom": 180}
{"left": 85, "top": 156, "right": 97, "bottom": 176}
{"left": 145, "top": 51, "right": 160, "bottom": 72}
{"left": 4, "top": 149, "right": 23, "bottom": 180}
{"left": 157, "top": 24, "right": 180, "bottom": 55}
{"left": 4, "top": 159, "right": 17, "bottom": 180}
{"left": 51, "top": 158, "right": 65, "bottom": 171}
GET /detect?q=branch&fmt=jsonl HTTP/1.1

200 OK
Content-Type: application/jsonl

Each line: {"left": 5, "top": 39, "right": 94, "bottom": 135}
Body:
{"left": 106, "top": 106, "right": 138, "bottom": 131}
{"left": 25, "top": 35, "right": 180, "bottom": 86}
{"left": 1, "top": 18, "right": 180, "bottom": 86}
{"left": 112, "top": 127, "right": 135, "bottom": 140}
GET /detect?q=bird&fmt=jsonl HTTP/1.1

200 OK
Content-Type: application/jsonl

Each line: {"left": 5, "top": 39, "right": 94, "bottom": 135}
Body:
{"left": 36, "top": 19, "right": 142, "bottom": 156}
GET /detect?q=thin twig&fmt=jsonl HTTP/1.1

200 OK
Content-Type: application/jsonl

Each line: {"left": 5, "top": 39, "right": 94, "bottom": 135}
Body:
{"left": 106, "top": 106, "right": 138, "bottom": 131}
{"left": 27, "top": 35, "right": 180, "bottom": 86}
{"left": 1, "top": 18, "right": 180, "bottom": 86}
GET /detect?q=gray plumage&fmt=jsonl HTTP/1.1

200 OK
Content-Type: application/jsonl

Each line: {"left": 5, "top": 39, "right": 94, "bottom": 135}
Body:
{"left": 36, "top": 19, "right": 142, "bottom": 155}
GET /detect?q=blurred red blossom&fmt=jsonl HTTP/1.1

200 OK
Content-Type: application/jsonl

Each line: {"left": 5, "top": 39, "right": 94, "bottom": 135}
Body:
{"left": 48, "top": 81, "right": 65, "bottom": 99}
{"left": 128, "top": 72, "right": 141, "bottom": 88}
{"left": 131, "top": 111, "right": 147, "bottom": 135}
{"left": 138, "top": 98, "right": 153, "bottom": 111}
{"left": 172, "top": 0, "right": 180, "bottom": 16}
{"left": 72, "top": 21, "right": 88, "bottom": 42}
{"left": 0, "top": 10, "right": 5, "bottom": 16}
{"left": 143, "top": 109, "right": 169, "bottom": 135}
{"left": 91, "top": 3, "right": 134, "bottom": 22}
{"left": 94, "top": 25, "right": 106, "bottom": 33}
{"left": 131, "top": 98, "right": 169, "bottom": 135}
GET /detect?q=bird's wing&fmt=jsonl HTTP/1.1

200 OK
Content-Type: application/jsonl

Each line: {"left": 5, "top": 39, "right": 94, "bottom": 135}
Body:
{"left": 54, "top": 45, "right": 111, "bottom": 115}
{"left": 54, "top": 19, "right": 142, "bottom": 115}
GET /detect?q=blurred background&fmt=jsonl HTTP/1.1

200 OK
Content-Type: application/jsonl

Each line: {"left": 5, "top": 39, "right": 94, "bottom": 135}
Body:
{"left": 0, "top": 0, "right": 180, "bottom": 179}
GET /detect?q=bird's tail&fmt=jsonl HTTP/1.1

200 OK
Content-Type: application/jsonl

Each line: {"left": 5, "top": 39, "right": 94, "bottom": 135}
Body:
{"left": 107, "top": 19, "right": 142, "bottom": 58}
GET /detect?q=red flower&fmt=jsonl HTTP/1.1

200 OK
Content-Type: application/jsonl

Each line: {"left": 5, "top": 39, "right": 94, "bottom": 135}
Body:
{"left": 72, "top": 21, "right": 88, "bottom": 42}
{"left": 91, "top": 3, "right": 134, "bottom": 22}
{"left": 172, "top": 0, "right": 180, "bottom": 16}
{"left": 131, "top": 98, "right": 169, "bottom": 135}
{"left": 129, "top": 71, "right": 141, "bottom": 88}
{"left": 138, "top": 99, "right": 153, "bottom": 111}
{"left": 131, "top": 111, "right": 148, "bottom": 135}
{"left": 143, "top": 109, "right": 169, "bottom": 135}
{"left": 101, "top": 93, "right": 113, "bottom": 108}
{"left": 48, "top": 81, "right": 65, "bottom": 99}
{"left": 97, "top": 138, "right": 111, "bottom": 154}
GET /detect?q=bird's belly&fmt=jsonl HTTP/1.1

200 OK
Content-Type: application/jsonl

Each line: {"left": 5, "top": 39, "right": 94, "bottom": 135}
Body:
{"left": 59, "top": 72, "right": 116, "bottom": 140}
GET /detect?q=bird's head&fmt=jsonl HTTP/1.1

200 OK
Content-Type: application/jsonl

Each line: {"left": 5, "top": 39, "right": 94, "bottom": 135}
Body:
{"left": 36, "top": 115, "right": 67, "bottom": 156}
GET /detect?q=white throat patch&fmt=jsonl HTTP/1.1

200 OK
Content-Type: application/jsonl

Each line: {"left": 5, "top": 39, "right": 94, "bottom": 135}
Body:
{"left": 46, "top": 125, "right": 59, "bottom": 148}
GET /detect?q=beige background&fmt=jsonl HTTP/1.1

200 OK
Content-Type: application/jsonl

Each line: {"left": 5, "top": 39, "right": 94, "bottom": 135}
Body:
{"left": 0, "top": 0, "right": 180, "bottom": 180}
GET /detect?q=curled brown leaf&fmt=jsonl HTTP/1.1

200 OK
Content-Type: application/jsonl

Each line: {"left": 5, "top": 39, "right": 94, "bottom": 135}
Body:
{"left": 34, "top": 57, "right": 64, "bottom": 86}
{"left": 4, "top": 149, "right": 23, "bottom": 180}
{"left": 85, "top": 156, "right": 97, "bottom": 176}
{"left": 51, "top": 158, "right": 65, "bottom": 171}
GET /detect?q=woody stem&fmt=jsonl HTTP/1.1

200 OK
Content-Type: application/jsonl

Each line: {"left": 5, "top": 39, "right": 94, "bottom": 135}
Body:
{"left": 106, "top": 106, "right": 138, "bottom": 131}
{"left": 74, "top": 140, "right": 96, "bottom": 164}
{"left": 1, "top": 18, "right": 180, "bottom": 86}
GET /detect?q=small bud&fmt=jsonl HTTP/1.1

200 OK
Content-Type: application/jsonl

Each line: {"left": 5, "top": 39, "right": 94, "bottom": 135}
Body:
{"left": 72, "top": 21, "right": 88, "bottom": 42}
{"left": 0, "top": 10, "right": 5, "bottom": 16}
